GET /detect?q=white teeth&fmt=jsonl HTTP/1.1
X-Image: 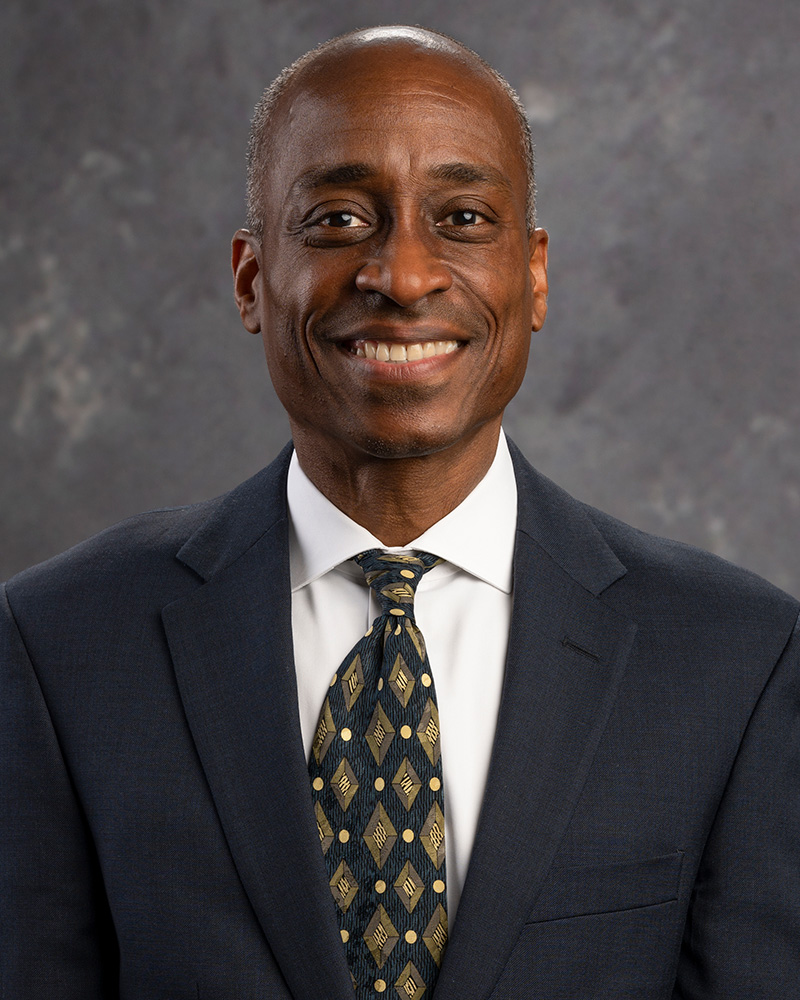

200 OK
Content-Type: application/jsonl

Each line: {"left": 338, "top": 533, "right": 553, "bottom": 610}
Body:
{"left": 351, "top": 340, "right": 460, "bottom": 362}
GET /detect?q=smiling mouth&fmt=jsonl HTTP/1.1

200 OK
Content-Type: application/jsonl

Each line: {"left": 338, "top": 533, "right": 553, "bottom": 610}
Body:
{"left": 347, "top": 339, "right": 460, "bottom": 362}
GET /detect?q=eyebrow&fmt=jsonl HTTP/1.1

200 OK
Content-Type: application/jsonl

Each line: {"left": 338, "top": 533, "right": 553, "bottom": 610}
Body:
{"left": 293, "top": 163, "right": 376, "bottom": 192}
{"left": 428, "top": 162, "right": 513, "bottom": 192}
{"left": 292, "top": 160, "right": 513, "bottom": 194}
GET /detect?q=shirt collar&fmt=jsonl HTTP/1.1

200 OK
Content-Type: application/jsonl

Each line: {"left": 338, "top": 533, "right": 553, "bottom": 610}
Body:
{"left": 287, "top": 430, "right": 517, "bottom": 594}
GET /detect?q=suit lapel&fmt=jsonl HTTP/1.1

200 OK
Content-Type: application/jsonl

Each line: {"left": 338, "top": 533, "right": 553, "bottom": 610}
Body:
{"left": 162, "top": 449, "right": 353, "bottom": 1000}
{"left": 434, "top": 446, "right": 637, "bottom": 1000}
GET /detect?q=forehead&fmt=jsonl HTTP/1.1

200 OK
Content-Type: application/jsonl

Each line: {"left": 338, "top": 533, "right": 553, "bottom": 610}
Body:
{"left": 266, "top": 44, "right": 526, "bottom": 204}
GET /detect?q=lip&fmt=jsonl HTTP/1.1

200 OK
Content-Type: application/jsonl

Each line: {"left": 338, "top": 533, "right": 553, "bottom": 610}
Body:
{"left": 329, "top": 321, "right": 466, "bottom": 344}
{"left": 341, "top": 320, "right": 464, "bottom": 354}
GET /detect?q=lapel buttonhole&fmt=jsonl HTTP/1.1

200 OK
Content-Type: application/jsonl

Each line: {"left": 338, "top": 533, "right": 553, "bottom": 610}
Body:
{"left": 561, "top": 636, "right": 601, "bottom": 663}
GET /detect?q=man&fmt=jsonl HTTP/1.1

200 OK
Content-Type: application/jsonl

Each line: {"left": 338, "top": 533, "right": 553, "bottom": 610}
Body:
{"left": 2, "top": 24, "right": 799, "bottom": 999}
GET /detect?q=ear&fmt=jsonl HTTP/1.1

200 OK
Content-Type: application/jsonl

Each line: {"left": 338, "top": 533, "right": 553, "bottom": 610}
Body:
{"left": 232, "top": 229, "right": 262, "bottom": 334}
{"left": 528, "top": 227, "right": 549, "bottom": 332}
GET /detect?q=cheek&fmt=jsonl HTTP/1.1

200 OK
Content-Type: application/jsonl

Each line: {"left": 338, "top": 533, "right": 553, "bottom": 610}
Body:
{"left": 484, "top": 282, "right": 533, "bottom": 352}
{"left": 263, "top": 241, "right": 317, "bottom": 304}
{"left": 260, "top": 322, "right": 307, "bottom": 393}
{"left": 483, "top": 292, "right": 533, "bottom": 394}
{"left": 477, "top": 255, "right": 531, "bottom": 319}
{"left": 265, "top": 257, "right": 353, "bottom": 340}
{"left": 486, "top": 344, "right": 529, "bottom": 399}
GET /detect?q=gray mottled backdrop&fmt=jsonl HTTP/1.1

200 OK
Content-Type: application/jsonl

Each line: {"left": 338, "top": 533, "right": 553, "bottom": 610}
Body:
{"left": 2, "top": 0, "right": 799, "bottom": 592}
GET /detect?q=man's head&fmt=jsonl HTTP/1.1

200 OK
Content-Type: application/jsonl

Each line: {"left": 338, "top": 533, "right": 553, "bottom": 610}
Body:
{"left": 232, "top": 26, "right": 548, "bottom": 467}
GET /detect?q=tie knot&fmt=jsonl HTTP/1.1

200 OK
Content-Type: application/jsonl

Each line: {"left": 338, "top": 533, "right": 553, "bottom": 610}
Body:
{"left": 354, "top": 550, "right": 441, "bottom": 617}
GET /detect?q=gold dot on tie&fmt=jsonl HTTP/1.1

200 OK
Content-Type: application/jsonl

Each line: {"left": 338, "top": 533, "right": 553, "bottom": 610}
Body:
{"left": 377, "top": 678, "right": 384, "bottom": 691}
{"left": 429, "top": 777, "right": 441, "bottom": 791}
{"left": 341, "top": 728, "right": 352, "bottom": 742}
{"left": 365, "top": 625, "right": 374, "bottom": 636}
{"left": 433, "top": 879, "right": 445, "bottom": 894}
{"left": 329, "top": 673, "right": 338, "bottom": 687}
{"left": 375, "top": 980, "right": 386, "bottom": 993}
{"left": 341, "top": 929, "right": 350, "bottom": 943}
{"left": 400, "top": 569, "right": 415, "bottom": 579}
{"left": 405, "top": 929, "right": 418, "bottom": 944}
{"left": 400, "top": 725, "right": 412, "bottom": 739}
{"left": 421, "top": 673, "right": 432, "bottom": 687}
{"left": 339, "top": 830, "right": 350, "bottom": 843}
{"left": 375, "top": 879, "right": 386, "bottom": 893}
{"left": 402, "top": 828, "right": 414, "bottom": 843}
{"left": 374, "top": 776, "right": 385, "bottom": 791}
{"left": 312, "top": 777, "right": 324, "bottom": 791}
{"left": 394, "top": 624, "right": 401, "bottom": 635}
{"left": 389, "top": 608, "right": 405, "bottom": 616}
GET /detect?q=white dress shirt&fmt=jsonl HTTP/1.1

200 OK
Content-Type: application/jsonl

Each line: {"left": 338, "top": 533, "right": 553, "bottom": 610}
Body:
{"left": 287, "top": 432, "right": 517, "bottom": 921}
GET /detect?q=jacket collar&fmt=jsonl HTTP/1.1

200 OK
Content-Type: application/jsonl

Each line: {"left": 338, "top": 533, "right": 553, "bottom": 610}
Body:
{"left": 174, "top": 443, "right": 293, "bottom": 581}
{"left": 175, "top": 439, "right": 625, "bottom": 595}
{"left": 508, "top": 437, "right": 626, "bottom": 596}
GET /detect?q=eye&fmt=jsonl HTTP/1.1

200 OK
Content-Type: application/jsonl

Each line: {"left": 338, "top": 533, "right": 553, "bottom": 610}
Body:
{"left": 438, "top": 209, "right": 487, "bottom": 227}
{"left": 320, "top": 211, "right": 370, "bottom": 228}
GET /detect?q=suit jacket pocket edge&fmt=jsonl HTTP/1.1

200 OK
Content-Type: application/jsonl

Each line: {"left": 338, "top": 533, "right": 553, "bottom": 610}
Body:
{"left": 525, "top": 850, "right": 684, "bottom": 924}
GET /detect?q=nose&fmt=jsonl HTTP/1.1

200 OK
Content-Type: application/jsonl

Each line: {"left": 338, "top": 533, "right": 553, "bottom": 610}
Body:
{"left": 355, "top": 223, "right": 452, "bottom": 307}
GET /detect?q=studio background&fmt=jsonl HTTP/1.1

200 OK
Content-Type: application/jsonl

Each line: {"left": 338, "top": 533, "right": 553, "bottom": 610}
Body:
{"left": 2, "top": 0, "right": 799, "bottom": 592}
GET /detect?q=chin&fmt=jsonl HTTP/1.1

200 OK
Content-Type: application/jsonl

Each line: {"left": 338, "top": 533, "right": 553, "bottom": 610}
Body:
{"left": 356, "top": 437, "right": 444, "bottom": 461}
{"left": 345, "top": 419, "right": 482, "bottom": 462}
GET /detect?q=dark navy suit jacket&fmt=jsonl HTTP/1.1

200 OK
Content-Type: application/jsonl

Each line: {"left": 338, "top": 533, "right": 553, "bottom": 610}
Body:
{"left": 3, "top": 442, "right": 800, "bottom": 998}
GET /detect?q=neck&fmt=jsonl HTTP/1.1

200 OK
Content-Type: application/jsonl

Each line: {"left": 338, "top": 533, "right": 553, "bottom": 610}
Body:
{"left": 291, "top": 422, "right": 502, "bottom": 546}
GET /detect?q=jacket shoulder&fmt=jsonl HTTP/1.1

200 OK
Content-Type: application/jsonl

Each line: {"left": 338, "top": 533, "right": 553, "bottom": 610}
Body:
{"left": 584, "top": 501, "right": 799, "bottom": 626}
{"left": 508, "top": 437, "right": 798, "bottom": 630}
{"left": 3, "top": 446, "right": 293, "bottom": 629}
{"left": 3, "top": 499, "right": 222, "bottom": 634}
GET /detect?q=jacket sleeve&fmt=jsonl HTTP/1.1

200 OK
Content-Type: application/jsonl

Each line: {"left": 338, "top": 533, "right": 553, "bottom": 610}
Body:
{"left": 674, "top": 612, "right": 800, "bottom": 996}
{"left": 0, "top": 584, "right": 118, "bottom": 998}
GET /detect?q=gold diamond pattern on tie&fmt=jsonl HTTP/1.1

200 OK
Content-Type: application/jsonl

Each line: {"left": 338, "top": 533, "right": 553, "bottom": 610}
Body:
{"left": 329, "top": 860, "right": 359, "bottom": 913}
{"left": 422, "top": 905, "right": 448, "bottom": 966}
{"left": 396, "top": 961, "right": 426, "bottom": 1000}
{"left": 308, "top": 549, "right": 447, "bottom": 999}
{"left": 420, "top": 802, "right": 446, "bottom": 870}
{"left": 380, "top": 580, "right": 416, "bottom": 604}
{"left": 416, "top": 698, "right": 441, "bottom": 766}
{"left": 364, "top": 802, "right": 398, "bottom": 868}
{"left": 388, "top": 654, "right": 415, "bottom": 707}
{"left": 312, "top": 697, "right": 336, "bottom": 765}
{"left": 404, "top": 620, "right": 426, "bottom": 661}
{"left": 341, "top": 654, "right": 365, "bottom": 711}
{"left": 365, "top": 702, "right": 395, "bottom": 765}
{"left": 394, "top": 860, "right": 424, "bottom": 913}
{"left": 364, "top": 904, "right": 399, "bottom": 967}
{"left": 392, "top": 757, "right": 422, "bottom": 811}
{"left": 330, "top": 758, "right": 359, "bottom": 811}
{"left": 315, "top": 801, "right": 334, "bottom": 855}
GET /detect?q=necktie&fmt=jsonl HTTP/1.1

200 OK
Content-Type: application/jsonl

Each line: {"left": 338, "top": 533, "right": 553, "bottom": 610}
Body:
{"left": 309, "top": 550, "right": 448, "bottom": 999}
